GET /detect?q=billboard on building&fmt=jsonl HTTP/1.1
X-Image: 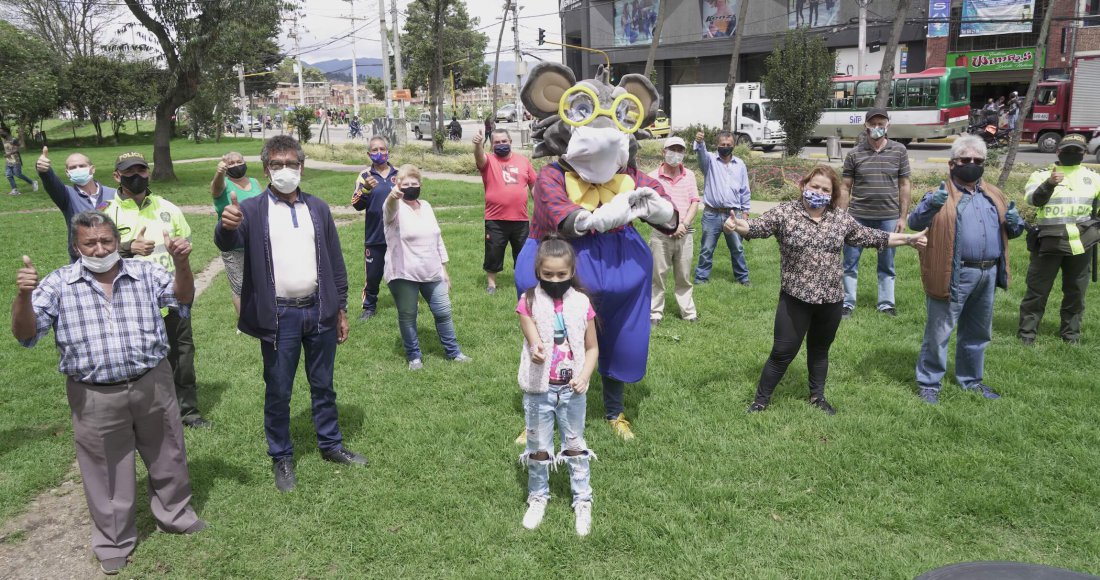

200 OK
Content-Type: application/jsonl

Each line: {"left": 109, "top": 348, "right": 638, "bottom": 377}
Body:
{"left": 947, "top": 47, "right": 1044, "bottom": 72}
{"left": 701, "top": 0, "right": 737, "bottom": 38}
{"left": 928, "top": 0, "right": 950, "bottom": 37}
{"left": 960, "top": 0, "right": 1035, "bottom": 37}
{"left": 788, "top": 0, "right": 840, "bottom": 29}
{"left": 614, "top": 0, "right": 660, "bottom": 46}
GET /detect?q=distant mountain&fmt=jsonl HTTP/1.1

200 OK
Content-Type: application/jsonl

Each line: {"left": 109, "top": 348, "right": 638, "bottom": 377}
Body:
{"left": 305, "top": 57, "right": 538, "bottom": 85}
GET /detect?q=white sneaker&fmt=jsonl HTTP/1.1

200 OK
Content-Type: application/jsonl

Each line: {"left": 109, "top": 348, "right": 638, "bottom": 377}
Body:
{"left": 522, "top": 497, "right": 547, "bottom": 530}
{"left": 8, "top": 189, "right": 19, "bottom": 196}
{"left": 574, "top": 500, "right": 592, "bottom": 536}
{"left": 409, "top": 359, "right": 423, "bottom": 371}
{"left": 32, "top": 181, "right": 38, "bottom": 192}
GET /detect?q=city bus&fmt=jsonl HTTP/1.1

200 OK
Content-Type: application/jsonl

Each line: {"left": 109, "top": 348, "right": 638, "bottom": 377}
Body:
{"left": 811, "top": 67, "right": 971, "bottom": 144}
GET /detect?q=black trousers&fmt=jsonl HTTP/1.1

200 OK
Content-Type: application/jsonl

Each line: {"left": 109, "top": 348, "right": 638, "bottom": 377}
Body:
{"left": 754, "top": 292, "right": 843, "bottom": 405}
{"left": 483, "top": 220, "right": 529, "bottom": 274}
{"left": 1018, "top": 249, "right": 1091, "bottom": 341}
{"left": 361, "top": 244, "right": 387, "bottom": 311}
{"left": 163, "top": 309, "right": 200, "bottom": 421}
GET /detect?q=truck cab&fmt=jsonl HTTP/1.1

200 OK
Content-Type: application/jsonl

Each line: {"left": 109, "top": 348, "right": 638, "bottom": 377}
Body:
{"left": 1024, "top": 81, "right": 1070, "bottom": 153}
{"left": 412, "top": 113, "right": 433, "bottom": 140}
{"left": 1022, "top": 56, "right": 1100, "bottom": 153}
{"left": 668, "top": 82, "right": 786, "bottom": 151}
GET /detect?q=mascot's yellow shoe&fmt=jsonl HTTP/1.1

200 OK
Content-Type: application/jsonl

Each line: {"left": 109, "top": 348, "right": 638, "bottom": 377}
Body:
{"left": 608, "top": 413, "right": 635, "bottom": 441}
{"left": 514, "top": 428, "right": 527, "bottom": 446}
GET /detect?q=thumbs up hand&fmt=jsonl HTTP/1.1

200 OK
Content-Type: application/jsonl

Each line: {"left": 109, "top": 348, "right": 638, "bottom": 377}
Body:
{"left": 17, "top": 255, "right": 38, "bottom": 294}
{"left": 908, "top": 229, "right": 929, "bottom": 249}
{"left": 35, "top": 146, "right": 50, "bottom": 173}
{"left": 164, "top": 230, "right": 192, "bottom": 263}
{"left": 723, "top": 209, "right": 748, "bottom": 234}
{"left": 221, "top": 192, "right": 243, "bottom": 230}
{"left": 1005, "top": 200, "right": 1022, "bottom": 228}
{"left": 931, "top": 181, "right": 949, "bottom": 208}
{"left": 472, "top": 130, "right": 484, "bottom": 147}
{"left": 530, "top": 343, "right": 547, "bottom": 364}
{"left": 1048, "top": 167, "right": 1064, "bottom": 186}
{"left": 131, "top": 226, "right": 155, "bottom": 256}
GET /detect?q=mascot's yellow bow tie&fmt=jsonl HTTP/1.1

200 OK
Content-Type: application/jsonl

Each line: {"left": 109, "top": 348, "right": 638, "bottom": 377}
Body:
{"left": 564, "top": 172, "right": 636, "bottom": 211}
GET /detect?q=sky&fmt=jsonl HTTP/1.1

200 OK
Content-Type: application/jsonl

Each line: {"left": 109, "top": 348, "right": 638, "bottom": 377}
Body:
{"left": 288, "top": 0, "right": 564, "bottom": 66}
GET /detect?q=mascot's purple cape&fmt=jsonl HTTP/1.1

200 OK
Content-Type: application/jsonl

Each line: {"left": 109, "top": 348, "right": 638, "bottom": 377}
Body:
{"left": 514, "top": 62, "right": 678, "bottom": 402}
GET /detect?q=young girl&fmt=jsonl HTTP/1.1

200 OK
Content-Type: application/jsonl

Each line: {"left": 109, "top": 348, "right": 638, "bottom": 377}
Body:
{"left": 516, "top": 235, "right": 599, "bottom": 536}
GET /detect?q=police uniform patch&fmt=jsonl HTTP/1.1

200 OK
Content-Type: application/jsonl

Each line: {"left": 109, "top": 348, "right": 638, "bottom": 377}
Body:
{"left": 160, "top": 211, "right": 171, "bottom": 223}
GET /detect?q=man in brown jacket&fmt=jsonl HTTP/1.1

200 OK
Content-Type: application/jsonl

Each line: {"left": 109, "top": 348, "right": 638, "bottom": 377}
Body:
{"left": 907, "top": 135, "right": 1025, "bottom": 404}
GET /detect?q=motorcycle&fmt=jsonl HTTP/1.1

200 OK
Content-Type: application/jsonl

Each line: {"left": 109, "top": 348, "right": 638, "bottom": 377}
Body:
{"left": 967, "top": 119, "right": 1009, "bottom": 149}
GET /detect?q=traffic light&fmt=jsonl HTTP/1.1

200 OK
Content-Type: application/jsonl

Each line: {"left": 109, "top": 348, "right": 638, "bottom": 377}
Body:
{"left": 538, "top": 28, "right": 546, "bottom": 46}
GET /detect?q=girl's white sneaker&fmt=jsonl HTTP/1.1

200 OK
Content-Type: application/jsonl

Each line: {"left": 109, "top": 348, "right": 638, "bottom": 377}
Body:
{"left": 574, "top": 501, "right": 592, "bottom": 536}
{"left": 522, "top": 497, "right": 548, "bottom": 530}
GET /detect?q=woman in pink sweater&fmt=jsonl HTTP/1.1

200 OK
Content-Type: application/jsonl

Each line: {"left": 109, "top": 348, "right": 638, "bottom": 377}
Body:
{"left": 383, "top": 164, "right": 471, "bottom": 370}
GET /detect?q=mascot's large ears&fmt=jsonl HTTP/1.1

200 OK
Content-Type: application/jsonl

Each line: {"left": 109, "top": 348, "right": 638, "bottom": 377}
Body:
{"left": 521, "top": 62, "right": 577, "bottom": 120}
{"left": 617, "top": 73, "right": 661, "bottom": 130}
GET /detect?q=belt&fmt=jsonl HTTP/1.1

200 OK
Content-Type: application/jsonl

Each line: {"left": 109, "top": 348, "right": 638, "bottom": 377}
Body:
{"left": 961, "top": 259, "right": 998, "bottom": 270}
{"left": 85, "top": 366, "right": 153, "bottom": 387}
{"left": 276, "top": 295, "right": 317, "bottom": 307}
{"left": 705, "top": 205, "right": 741, "bottom": 213}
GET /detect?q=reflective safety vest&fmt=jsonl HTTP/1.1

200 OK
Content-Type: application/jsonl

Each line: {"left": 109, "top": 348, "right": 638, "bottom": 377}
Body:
{"left": 1025, "top": 165, "right": 1100, "bottom": 255}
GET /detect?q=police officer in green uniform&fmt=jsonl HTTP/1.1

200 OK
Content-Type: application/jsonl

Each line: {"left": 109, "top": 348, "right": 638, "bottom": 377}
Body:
{"left": 1018, "top": 134, "right": 1100, "bottom": 346}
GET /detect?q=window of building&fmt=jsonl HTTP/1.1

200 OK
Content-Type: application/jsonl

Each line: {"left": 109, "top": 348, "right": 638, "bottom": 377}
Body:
{"left": 1086, "top": 0, "right": 1100, "bottom": 26}
{"left": 949, "top": 0, "right": 1049, "bottom": 51}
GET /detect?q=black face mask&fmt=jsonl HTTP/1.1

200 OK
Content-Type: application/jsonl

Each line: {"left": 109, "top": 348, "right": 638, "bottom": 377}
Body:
{"left": 1058, "top": 151, "right": 1085, "bottom": 166}
{"left": 120, "top": 173, "right": 149, "bottom": 195}
{"left": 539, "top": 278, "right": 572, "bottom": 300}
{"left": 717, "top": 146, "right": 734, "bottom": 158}
{"left": 402, "top": 186, "right": 422, "bottom": 201}
{"left": 226, "top": 163, "right": 247, "bottom": 179}
{"left": 950, "top": 163, "right": 984, "bottom": 184}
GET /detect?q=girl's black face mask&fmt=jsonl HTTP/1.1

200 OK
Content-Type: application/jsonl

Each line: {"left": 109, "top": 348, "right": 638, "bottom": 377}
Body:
{"left": 539, "top": 279, "right": 571, "bottom": 300}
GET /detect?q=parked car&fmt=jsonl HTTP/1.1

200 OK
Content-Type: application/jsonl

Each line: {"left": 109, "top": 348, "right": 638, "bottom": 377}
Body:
{"left": 647, "top": 109, "right": 670, "bottom": 138}
{"left": 495, "top": 104, "right": 518, "bottom": 122}
{"left": 412, "top": 113, "right": 433, "bottom": 140}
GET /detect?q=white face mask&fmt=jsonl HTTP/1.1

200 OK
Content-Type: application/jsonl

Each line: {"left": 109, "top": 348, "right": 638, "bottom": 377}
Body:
{"left": 68, "top": 167, "right": 93, "bottom": 186}
{"left": 270, "top": 167, "right": 301, "bottom": 194}
{"left": 561, "top": 126, "right": 629, "bottom": 185}
{"left": 664, "top": 151, "right": 685, "bottom": 166}
{"left": 81, "top": 251, "right": 120, "bottom": 273}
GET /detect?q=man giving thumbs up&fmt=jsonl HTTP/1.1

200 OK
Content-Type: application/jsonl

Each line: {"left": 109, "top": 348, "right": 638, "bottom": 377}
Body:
{"left": 34, "top": 145, "right": 118, "bottom": 262}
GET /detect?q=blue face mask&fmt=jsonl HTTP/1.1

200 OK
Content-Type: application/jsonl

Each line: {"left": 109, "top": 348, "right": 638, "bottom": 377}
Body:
{"left": 68, "top": 167, "right": 93, "bottom": 186}
{"left": 493, "top": 144, "right": 511, "bottom": 157}
{"left": 802, "top": 189, "right": 830, "bottom": 209}
{"left": 369, "top": 152, "right": 388, "bottom": 165}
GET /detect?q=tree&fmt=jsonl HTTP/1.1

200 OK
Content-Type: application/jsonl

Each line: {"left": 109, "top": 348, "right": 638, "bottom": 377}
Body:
{"left": 721, "top": 0, "right": 750, "bottom": 131}
{"left": 121, "top": 0, "right": 283, "bottom": 181}
{"left": 105, "top": 60, "right": 162, "bottom": 143}
{"left": 0, "top": 21, "right": 60, "bottom": 144}
{"left": 0, "top": 0, "right": 117, "bottom": 61}
{"left": 642, "top": 0, "right": 667, "bottom": 78}
{"left": 761, "top": 28, "right": 835, "bottom": 157}
{"left": 64, "top": 55, "right": 160, "bottom": 144}
{"left": 401, "top": 0, "right": 490, "bottom": 152}
{"left": 873, "top": 0, "right": 912, "bottom": 108}
{"left": 364, "top": 76, "right": 386, "bottom": 101}
{"left": 998, "top": 0, "right": 1055, "bottom": 187}
{"left": 288, "top": 106, "right": 314, "bottom": 143}
{"left": 274, "top": 58, "right": 327, "bottom": 84}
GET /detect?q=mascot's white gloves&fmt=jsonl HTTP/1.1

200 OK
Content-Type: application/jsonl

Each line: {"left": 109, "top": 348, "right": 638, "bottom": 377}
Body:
{"left": 629, "top": 187, "right": 675, "bottom": 225}
{"left": 573, "top": 189, "right": 636, "bottom": 234}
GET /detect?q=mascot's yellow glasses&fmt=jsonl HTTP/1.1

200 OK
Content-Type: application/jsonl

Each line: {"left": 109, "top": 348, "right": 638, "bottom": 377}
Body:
{"left": 557, "top": 85, "right": 644, "bottom": 134}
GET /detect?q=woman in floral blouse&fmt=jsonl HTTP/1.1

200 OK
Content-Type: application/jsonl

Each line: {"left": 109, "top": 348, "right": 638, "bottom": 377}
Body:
{"left": 724, "top": 165, "right": 926, "bottom": 414}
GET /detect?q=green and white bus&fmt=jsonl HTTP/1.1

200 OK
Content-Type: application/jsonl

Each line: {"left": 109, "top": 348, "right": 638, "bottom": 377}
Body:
{"left": 811, "top": 67, "right": 971, "bottom": 144}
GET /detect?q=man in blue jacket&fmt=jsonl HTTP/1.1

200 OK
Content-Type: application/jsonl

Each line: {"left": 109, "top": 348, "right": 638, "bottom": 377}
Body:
{"left": 35, "top": 146, "right": 117, "bottom": 262}
{"left": 215, "top": 135, "right": 366, "bottom": 493}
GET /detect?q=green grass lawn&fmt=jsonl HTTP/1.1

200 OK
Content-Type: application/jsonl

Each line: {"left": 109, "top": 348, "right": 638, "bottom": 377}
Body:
{"left": 2, "top": 166, "right": 1099, "bottom": 577}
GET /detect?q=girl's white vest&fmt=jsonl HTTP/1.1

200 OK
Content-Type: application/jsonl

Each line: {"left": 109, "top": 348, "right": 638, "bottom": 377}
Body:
{"left": 517, "top": 286, "right": 591, "bottom": 394}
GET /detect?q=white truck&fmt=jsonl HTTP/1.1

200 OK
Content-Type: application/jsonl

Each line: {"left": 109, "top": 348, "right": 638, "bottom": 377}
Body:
{"left": 669, "top": 83, "right": 785, "bottom": 151}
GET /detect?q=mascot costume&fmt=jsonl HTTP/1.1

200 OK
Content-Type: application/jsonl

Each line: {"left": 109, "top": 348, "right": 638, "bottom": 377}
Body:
{"left": 516, "top": 62, "right": 678, "bottom": 439}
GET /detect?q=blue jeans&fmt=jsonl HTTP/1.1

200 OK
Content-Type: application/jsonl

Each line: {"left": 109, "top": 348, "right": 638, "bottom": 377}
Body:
{"left": 388, "top": 278, "right": 462, "bottom": 361}
{"left": 695, "top": 208, "right": 749, "bottom": 283}
{"left": 259, "top": 303, "right": 344, "bottom": 460}
{"left": 915, "top": 265, "right": 997, "bottom": 392}
{"left": 520, "top": 384, "right": 594, "bottom": 506}
{"left": 5, "top": 163, "right": 33, "bottom": 189}
{"left": 842, "top": 217, "right": 897, "bottom": 310}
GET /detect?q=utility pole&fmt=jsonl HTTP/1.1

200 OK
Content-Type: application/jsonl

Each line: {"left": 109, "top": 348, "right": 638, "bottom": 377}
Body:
{"left": 391, "top": 0, "right": 406, "bottom": 118}
{"left": 346, "top": 0, "right": 360, "bottom": 117}
{"left": 294, "top": 15, "right": 305, "bottom": 106}
{"left": 512, "top": 1, "right": 524, "bottom": 131}
{"left": 491, "top": 0, "right": 511, "bottom": 123}
{"left": 721, "top": 0, "right": 750, "bottom": 132}
{"left": 857, "top": 0, "right": 870, "bottom": 76}
{"left": 378, "top": 0, "right": 393, "bottom": 117}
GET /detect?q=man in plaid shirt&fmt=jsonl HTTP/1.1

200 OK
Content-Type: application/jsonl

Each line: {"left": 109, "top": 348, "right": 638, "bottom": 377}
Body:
{"left": 12, "top": 211, "right": 205, "bottom": 576}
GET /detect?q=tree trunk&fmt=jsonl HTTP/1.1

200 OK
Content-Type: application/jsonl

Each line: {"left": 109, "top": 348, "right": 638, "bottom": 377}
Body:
{"left": 152, "top": 101, "right": 178, "bottom": 181}
{"left": 998, "top": 0, "right": 1055, "bottom": 187}
{"left": 642, "top": 0, "right": 668, "bottom": 78}
{"left": 430, "top": 0, "right": 447, "bottom": 154}
{"left": 721, "top": 0, "right": 751, "bottom": 132}
{"left": 490, "top": 0, "right": 509, "bottom": 127}
{"left": 91, "top": 116, "right": 103, "bottom": 144}
{"left": 873, "top": 0, "right": 911, "bottom": 107}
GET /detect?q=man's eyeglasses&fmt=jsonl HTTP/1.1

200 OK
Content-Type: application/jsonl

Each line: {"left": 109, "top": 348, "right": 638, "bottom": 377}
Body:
{"left": 268, "top": 161, "right": 302, "bottom": 171}
{"left": 954, "top": 157, "right": 985, "bottom": 166}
